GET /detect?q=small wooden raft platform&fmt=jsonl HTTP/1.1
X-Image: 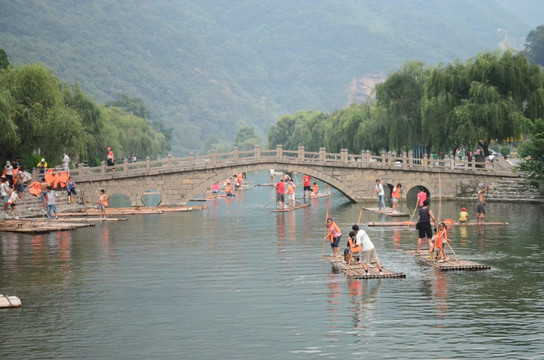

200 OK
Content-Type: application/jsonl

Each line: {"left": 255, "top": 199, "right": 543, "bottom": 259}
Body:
{"left": 0, "top": 219, "right": 94, "bottom": 234}
{"left": 403, "top": 250, "right": 491, "bottom": 271}
{"left": 0, "top": 294, "right": 21, "bottom": 308}
{"left": 363, "top": 207, "right": 409, "bottom": 217}
{"left": 309, "top": 192, "right": 334, "bottom": 199}
{"left": 323, "top": 255, "right": 406, "bottom": 279}
{"left": 272, "top": 203, "right": 311, "bottom": 212}
{"left": 368, "top": 221, "right": 509, "bottom": 227}
{"left": 59, "top": 206, "right": 195, "bottom": 216}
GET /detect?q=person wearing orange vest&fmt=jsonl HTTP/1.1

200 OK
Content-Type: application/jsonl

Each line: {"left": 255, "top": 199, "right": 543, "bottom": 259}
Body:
{"left": 430, "top": 223, "right": 450, "bottom": 262}
{"left": 326, "top": 217, "right": 342, "bottom": 257}
{"left": 352, "top": 224, "right": 383, "bottom": 275}
{"left": 345, "top": 230, "right": 362, "bottom": 264}
{"left": 285, "top": 179, "right": 296, "bottom": 208}
{"left": 98, "top": 189, "right": 108, "bottom": 219}
{"left": 391, "top": 183, "right": 402, "bottom": 213}
{"left": 310, "top": 182, "right": 319, "bottom": 197}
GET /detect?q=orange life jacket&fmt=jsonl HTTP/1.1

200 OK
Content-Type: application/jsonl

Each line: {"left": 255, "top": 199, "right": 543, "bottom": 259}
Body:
{"left": 328, "top": 222, "right": 341, "bottom": 243}
{"left": 348, "top": 237, "right": 362, "bottom": 253}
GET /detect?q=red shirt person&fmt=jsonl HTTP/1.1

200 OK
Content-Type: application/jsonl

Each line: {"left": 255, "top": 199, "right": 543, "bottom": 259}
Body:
{"left": 275, "top": 179, "right": 286, "bottom": 209}
{"left": 303, "top": 175, "right": 311, "bottom": 198}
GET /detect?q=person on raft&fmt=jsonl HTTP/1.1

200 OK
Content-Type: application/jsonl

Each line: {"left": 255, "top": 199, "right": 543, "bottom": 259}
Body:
{"left": 459, "top": 207, "right": 469, "bottom": 223}
{"left": 417, "top": 200, "right": 437, "bottom": 254}
{"left": 430, "top": 223, "right": 450, "bottom": 262}
{"left": 325, "top": 217, "right": 342, "bottom": 257}
{"left": 352, "top": 224, "right": 383, "bottom": 275}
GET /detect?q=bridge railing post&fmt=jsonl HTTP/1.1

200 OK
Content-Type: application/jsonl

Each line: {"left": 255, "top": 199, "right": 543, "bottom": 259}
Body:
{"left": 167, "top": 154, "right": 172, "bottom": 170}
{"left": 255, "top": 145, "right": 261, "bottom": 161}
{"left": 408, "top": 151, "right": 413, "bottom": 169}
{"left": 146, "top": 156, "right": 150, "bottom": 175}
{"left": 298, "top": 146, "right": 305, "bottom": 162}
{"left": 471, "top": 157, "right": 475, "bottom": 171}
{"left": 381, "top": 152, "right": 386, "bottom": 166}
{"left": 101, "top": 160, "right": 106, "bottom": 175}
{"left": 233, "top": 147, "right": 238, "bottom": 163}
{"left": 123, "top": 158, "right": 128, "bottom": 175}
{"left": 365, "top": 150, "right": 371, "bottom": 165}
{"left": 342, "top": 149, "right": 348, "bottom": 165}
{"left": 450, "top": 156, "right": 455, "bottom": 170}
{"left": 319, "top": 147, "right": 326, "bottom": 163}
{"left": 211, "top": 150, "right": 217, "bottom": 165}
{"left": 402, "top": 152, "right": 407, "bottom": 169}
{"left": 190, "top": 153, "right": 194, "bottom": 168}
{"left": 276, "top": 145, "right": 283, "bottom": 161}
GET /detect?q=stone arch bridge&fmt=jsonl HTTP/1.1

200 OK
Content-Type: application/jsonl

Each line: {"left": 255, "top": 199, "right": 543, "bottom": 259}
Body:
{"left": 63, "top": 146, "right": 516, "bottom": 206}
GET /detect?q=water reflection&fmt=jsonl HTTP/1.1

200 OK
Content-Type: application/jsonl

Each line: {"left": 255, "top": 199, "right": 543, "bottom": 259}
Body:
{"left": 432, "top": 268, "right": 449, "bottom": 320}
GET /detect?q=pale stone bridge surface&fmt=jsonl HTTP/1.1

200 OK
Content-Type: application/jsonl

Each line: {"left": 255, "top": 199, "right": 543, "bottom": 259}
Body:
{"left": 64, "top": 145, "right": 517, "bottom": 206}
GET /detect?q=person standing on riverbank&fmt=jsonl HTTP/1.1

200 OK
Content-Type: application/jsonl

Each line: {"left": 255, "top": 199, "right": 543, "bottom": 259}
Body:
{"left": 46, "top": 186, "right": 61, "bottom": 219}
{"left": 1, "top": 177, "right": 10, "bottom": 212}
{"left": 66, "top": 177, "right": 77, "bottom": 203}
{"left": 63, "top": 153, "right": 70, "bottom": 173}
{"left": 275, "top": 178, "right": 286, "bottom": 210}
{"left": 326, "top": 217, "right": 342, "bottom": 257}
{"left": 98, "top": 189, "right": 108, "bottom": 219}
{"left": 417, "top": 200, "right": 436, "bottom": 254}
{"left": 7, "top": 187, "right": 19, "bottom": 219}
{"left": 352, "top": 224, "right": 383, "bottom": 275}
{"left": 476, "top": 185, "right": 489, "bottom": 223}
{"left": 372, "top": 179, "right": 386, "bottom": 210}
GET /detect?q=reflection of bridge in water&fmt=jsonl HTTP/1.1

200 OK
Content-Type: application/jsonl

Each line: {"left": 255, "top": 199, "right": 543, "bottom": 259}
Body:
{"left": 58, "top": 145, "right": 516, "bottom": 206}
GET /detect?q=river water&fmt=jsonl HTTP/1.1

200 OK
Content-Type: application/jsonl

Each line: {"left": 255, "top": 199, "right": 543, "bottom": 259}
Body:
{"left": 1, "top": 172, "right": 543, "bottom": 359}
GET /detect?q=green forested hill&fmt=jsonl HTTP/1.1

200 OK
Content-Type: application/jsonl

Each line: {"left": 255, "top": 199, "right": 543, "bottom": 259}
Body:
{"left": 0, "top": 0, "right": 534, "bottom": 155}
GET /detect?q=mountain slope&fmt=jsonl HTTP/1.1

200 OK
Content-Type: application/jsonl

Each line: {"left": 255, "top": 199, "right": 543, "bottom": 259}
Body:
{"left": 0, "top": 0, "right": 533, "bottom": 155}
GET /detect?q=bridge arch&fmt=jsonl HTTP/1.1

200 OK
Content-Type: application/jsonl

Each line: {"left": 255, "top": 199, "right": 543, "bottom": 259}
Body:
{"left": 183, "top": 163, "right": 359, "bottom": 203}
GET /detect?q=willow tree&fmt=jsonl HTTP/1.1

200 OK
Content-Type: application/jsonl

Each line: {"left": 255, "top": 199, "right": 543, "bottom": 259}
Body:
{"left": 375, "top": 61, "right": 429, "bottom": 154}
{"left": 422, "top": 61, "right": 469, "bottom": 154}
{"left": 518, "top": 118, "right": 544, "bottom": 185}
{"left": 453, "top": 81, "right": 528, "bottom": 156}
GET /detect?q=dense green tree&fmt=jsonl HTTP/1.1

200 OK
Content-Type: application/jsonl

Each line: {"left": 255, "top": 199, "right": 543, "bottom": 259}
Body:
{"left": 234, "top": 125, "right": 262, "bottom": 150}
{"left": 0, "top": 63, "right": 169, "bottom": 167}
{"left": 106, "top": 94, "right": 151, "bottom": 120}
{"left": 452, "top": 81, "right": 528, "bottom": 156}
{"left": 0, "top": 49, "right": 9, "bottom": 69}
{"left": 523, "top": 25, "right": 544, "bottom": 67}
{"left": 518, "top": 118, "right": 544, "bottom": 185}
{"left": 375, "top": 61, "right": 429, "bottom": 153}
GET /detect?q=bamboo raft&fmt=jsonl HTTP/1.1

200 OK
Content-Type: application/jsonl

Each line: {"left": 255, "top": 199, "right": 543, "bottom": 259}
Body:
{"left": 0, "top": 219, "right": 94, "bottom": 234}
{"left": 309, "top": 192, "right": 334, "bottom": 199}
{"left": 362, "top": 207, "right": 410, "bottom": 217}
{"left": 0, "top": 294, "right": 21, "bottom": 308}
{"left": 272, "top": 203, "right": 311, "bottom": 212}
{"left": 368, "top": 221, "right": 509, "bottom": 227}
{"left": 59, "top": 206, "right": 195, "bottom": 216}
{"left": 403, "top": 250, "right": 491, "bottom": 271}
{"left": 53, "top": 217, "right": 127, "bottom": 222}
{"left": 323, "top": 255, "right": 406, "bottom": 279}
